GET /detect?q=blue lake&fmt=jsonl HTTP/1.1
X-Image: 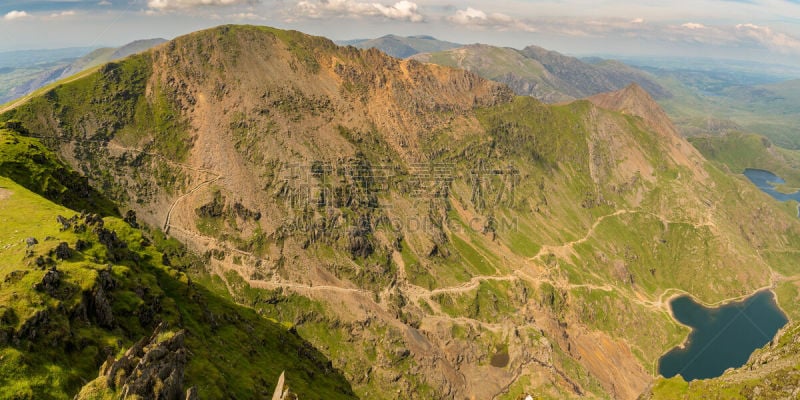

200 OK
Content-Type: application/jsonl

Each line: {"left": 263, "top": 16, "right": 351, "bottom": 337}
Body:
{"left": 658, "top": 290, "right": 787, "bottom": 381}
{"left": 743, "top": 168, "right": 800, "bottom": 204}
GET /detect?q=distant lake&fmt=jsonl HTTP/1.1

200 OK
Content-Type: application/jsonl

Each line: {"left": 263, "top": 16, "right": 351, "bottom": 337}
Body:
{"left": 743, "top": 168, "right": 800, "bottom": 205}
{"left": 658, "top": 290, "right": 787, "bottom": 381}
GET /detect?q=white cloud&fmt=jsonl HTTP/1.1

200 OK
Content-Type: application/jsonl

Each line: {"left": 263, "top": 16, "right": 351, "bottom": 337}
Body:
{"left": 448, "top": 7, "right": 535, "bottom": 32}
{"left": 681, "top": 22, "right": 706, "bottom": 30}
{"left": 449, "top": 7, "right": 486, "bottom": 25}
{"left": 735, "top": 23, "right": 800, "bottom": 53}
{"left": 229, "top": 12, "right": 264, "bottom": 20}
{"left": 373, "top": 1, "right": 422, "bottom": 22}
{"left": 3, "top": 10, "right": 31, "bottom": 21}
{"left": 295, "top": 0, "right": 424, "bottom": 22}
{"left": 98, "top": 0, "right": 112, "bottom": 5}
{"left": 48, "top": 11, "right": 77, "bottom": 19}
{"left": 297, "top": 0, "right": 371, "bottom": 18}
{"left": 630, "top": 18, "right": 644, "bottom": 24}
{"left": 147, "top": 0, "right": 256, "bottom": 10}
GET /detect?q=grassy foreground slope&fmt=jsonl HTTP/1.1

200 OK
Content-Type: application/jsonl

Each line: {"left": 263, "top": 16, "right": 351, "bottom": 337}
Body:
{"left": 0, "top": 123, "right": 354, "bottom": 399}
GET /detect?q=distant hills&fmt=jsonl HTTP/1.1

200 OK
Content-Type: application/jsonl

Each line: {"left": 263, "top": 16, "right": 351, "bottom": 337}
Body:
{"left": 338, "top": 34, "right": 461, "bottom": 58}
{"left": 645, "top": 65, "right": 800, "bottom": 149}
{"left": 412, "top": 44, "right": 670, "bottom": 103}
{"left": 341, "top": 34, "right": 800, "bottom": 151}
{"left": 0, "top": 39, "right": 165, "bottom": 104}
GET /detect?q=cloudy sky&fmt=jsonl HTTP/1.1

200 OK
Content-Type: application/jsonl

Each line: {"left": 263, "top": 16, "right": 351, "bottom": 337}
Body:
{"left": 2, "top": 0, "right": 800, "bottom": 63}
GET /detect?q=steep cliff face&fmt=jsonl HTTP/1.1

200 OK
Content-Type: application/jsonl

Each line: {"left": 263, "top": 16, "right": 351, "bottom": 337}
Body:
{"left": 3, "top": 25, "right": 800, "bottom": 399}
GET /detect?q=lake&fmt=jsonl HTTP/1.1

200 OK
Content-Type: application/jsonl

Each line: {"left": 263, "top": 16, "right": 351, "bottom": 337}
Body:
{"left": 743, "top": 168, "right": 800, "bottom": 206}
{"left": 658, "top": 290, "right": 787, "bottom": 381}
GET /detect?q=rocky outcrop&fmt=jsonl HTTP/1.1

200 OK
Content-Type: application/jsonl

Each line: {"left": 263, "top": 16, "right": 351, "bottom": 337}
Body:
{"left": 33, "top": 267, "right": 61, "bottom": 295}
{"left": 95, "top": 323, "right": 192, "bottom": 400}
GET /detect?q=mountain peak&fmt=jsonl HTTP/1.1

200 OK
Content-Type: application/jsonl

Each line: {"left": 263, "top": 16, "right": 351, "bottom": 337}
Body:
{"left": 587, "top": 83, "right": 672, "bottom": 133}
{"left": 588, "top": 83, "right": 708, "bottom": 180}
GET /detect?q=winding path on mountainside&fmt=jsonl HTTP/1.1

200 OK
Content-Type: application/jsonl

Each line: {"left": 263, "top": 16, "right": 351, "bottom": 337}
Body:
{"left": 18, "top": 128, "right": 794, "bottom": 387}
{"left": 15, "top": 135, "right": 224, "bottom": 234}
{"left": 529, "top": 208, "right": 717, "bottom": 264}
{"left": 163, "top": 175, "right": 223, "bottom": 231}
{"left": 529, "top": 209, "right": 632, "bottom": 261}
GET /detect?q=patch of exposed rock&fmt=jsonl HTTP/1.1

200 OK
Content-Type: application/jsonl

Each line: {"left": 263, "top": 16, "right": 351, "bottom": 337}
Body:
{"left": 91, "top": 323, "right": 193, "bottom": 400}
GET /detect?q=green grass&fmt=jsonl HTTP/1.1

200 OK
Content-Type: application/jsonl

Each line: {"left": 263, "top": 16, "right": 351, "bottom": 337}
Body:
{"left": 434, "top": 280, "right": 530, "bottom": 324}
{"left": 0, "top": 123, "right": 118, "bottom": 215}
{"left": 0, "top": 173, "right": 354, "bottom": 399}
{"left": 568, "top": 287, "right": 688, "bottom": 366}
{"left": 0, "top": 52, "right": 192, "bottom": 207}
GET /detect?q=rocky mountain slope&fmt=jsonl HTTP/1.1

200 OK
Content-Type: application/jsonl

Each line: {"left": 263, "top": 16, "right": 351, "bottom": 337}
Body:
{"left": 2, "top": 25, "right": 800, "bottom": 399}
{"left": 411, "top": 44, "right": 669, "bottom": 103}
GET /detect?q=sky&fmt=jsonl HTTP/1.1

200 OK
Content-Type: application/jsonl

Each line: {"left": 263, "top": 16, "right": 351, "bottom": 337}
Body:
{"left": 1, "top": 0, "right": 800, "bottom": 64}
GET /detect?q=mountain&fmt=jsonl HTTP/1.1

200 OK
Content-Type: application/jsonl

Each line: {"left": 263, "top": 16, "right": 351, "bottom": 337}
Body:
{"left": 411, "top": 43, "right": 670, "bottom": 103}
{"left": 0, "top": 39, "right": 165, "bottom": 104}
{"left": 2, "top": 25, "right": 800, "bottom": 399}
{"left": 56, "top": 39, "right": 168, "bottom": 83}
{"left": 340, "top": 34, "right": 461, "bottom": 58}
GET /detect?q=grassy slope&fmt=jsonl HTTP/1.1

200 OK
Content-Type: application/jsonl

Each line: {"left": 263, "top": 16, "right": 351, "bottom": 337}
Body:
{"left": 0, "top": 126, "right": 354, "bottom": 399}
{"left": 0, "top": 122, "right": 118, "bottom": 215}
